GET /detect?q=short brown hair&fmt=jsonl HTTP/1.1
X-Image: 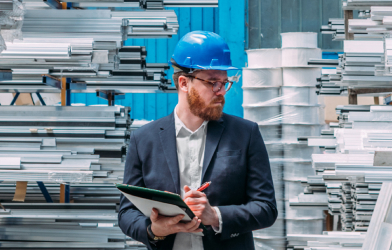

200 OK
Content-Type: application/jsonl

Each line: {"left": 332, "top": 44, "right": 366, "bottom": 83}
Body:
{"left": 172, "top": 71, "right": 188, "bottom": 90}
{"left": 172, "top": 70, "right": 202, "bottom": 90}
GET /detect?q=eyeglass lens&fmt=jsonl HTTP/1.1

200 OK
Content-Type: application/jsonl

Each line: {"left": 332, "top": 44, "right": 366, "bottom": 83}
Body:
{"left": 212, "top": 81, "right": 231, "bottom": 92}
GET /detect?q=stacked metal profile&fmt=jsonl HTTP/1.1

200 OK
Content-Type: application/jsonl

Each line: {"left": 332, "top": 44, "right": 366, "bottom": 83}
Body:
{"left": 286, "top": 231, "right": 366, "bottom": 249}
{"left": 279, "top": 32, "right": 325, "bottom": 238}
{"left": 321, "top": 18, "right": 345, "bottom": 41}
{"left": 0, "top": 8, "right": 175, "bottom": 93}
{"left": 244, "top": 49, "right": 286, "bottom": 250}
{"left": 0, "top": 106, "right": 132, "bottom": 183}
{"left": 0, "top": 106, "right": 154, "bottom": 249}
{"left": 287, "top": 105, "right": 392, "bottom": 249}
{"left": 313, "top": 40, "right": 387, "bottom": 96}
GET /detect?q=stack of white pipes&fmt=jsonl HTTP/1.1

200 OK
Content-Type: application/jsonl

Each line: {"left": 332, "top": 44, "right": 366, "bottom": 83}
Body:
{"left": 244, "top": 49, "right": 286, "bottom": 250}
{"left": 280, "top": 32, "right": 325, "bottom": 236}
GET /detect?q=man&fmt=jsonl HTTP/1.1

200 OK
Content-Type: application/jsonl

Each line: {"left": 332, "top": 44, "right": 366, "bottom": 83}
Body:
{"left": 118, "top": 31, "right": 277, "bottom": 250}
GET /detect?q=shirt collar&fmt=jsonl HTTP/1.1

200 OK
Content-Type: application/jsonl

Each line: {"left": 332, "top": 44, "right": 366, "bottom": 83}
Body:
{"left": 174, "top": 105, "right": 208, "bottom": 137}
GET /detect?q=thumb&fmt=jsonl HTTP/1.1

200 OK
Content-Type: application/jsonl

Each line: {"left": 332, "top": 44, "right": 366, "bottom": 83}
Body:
{"left": 184, "top": 185, "right": 191, "bottom": 193}
{"left": 150, "top": 208, "right": 158, "bottom": 222}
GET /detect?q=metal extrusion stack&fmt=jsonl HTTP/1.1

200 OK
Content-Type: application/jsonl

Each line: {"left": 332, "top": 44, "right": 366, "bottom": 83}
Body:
{"left": 0, "top": 106, "right": 132, "bottom": 182}
{"left": 0, "top": 106, "right": 155, "bottom": 249}
{"left": 244, "top": 48, "right": 286, "bottom": 250}
{"left": 280, "top": 32, "right": 325, "bottom": 237}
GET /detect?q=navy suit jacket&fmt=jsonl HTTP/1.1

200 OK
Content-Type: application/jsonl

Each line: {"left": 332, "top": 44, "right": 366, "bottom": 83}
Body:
{"left": 118, "top": 112, "right": 277, "bottom": 250}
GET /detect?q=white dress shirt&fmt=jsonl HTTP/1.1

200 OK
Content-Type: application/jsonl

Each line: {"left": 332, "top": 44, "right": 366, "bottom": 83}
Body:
{"left": 172, "top": 106, "right": 223, "bottom": 250}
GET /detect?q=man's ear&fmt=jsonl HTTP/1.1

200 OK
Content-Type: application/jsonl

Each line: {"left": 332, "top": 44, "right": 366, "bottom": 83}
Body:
{"left": 178, "top": 75, "right": 189, "bottom": 93}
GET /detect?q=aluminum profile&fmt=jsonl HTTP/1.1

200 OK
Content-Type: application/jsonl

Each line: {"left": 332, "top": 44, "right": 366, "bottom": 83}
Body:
{"left": 0, "top": 106, "right": 134, "bottom": 183}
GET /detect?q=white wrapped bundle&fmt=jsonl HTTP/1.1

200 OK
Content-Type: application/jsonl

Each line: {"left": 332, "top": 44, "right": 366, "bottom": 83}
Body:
{"left": 281, "top": 48, "right": 321, "bottom": 67}
{"left": 285, "top": 202, "right": 324, "bottom": 219}
{"left": 281, "top": 32, "right": 318, "bottom": 48}
{"left": 281, "top": 86, "right": 321, "bottom": 105}
{"left": 246, "top": 49, "right": 282, "bottom": 68}
{"left": 281, "top": 104, "right": 325, "bottom": 124}
{"left": 282, "top": 67, "right": 321, "bottom": 86}
{"left": 258, "top": 124, "right": 281, "bottom": 141}
{"left": 285, "top": 219, "right": 323, "bottom": 234}
{"left": 242, "top": 87, "right": 280, "bottom": 105}
{"left": 243, "top": 68, "right": 282, "bottom": 87}
{"left": 243, "top": 105, "right": 280, "bottom": 124}
{"left": 284, "top": 180, "right": 304, "bottom": 199}
{"left": 283, "top": 142, "right": 321, "bottom": 160}
{"left": 283, "top": 160, "right": 316, "bottom": 181}
{"left": 281, "top": 123, "right": 322, "bottom": 141}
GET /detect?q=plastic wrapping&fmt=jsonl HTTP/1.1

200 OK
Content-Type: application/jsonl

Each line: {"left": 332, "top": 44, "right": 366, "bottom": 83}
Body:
{"left": 253, "top": 237, "right": 286, "bottom": 250}
{"left": 281, "top": 123, "right": 323, "bottom": 141}
{"left": 281, "top": 86, "right": 322, "bottom": 105}
{"left": 282, "top": 48, "right": 321, "bottom": 67}
{"left": 285, "top": 219, "right": 323, "bottom": 235}
{"left": 281, "top": 32, "right": 318, "bottom": 49}
{"left": 243, "top": 105, "right": 280, "bottom": 124}
{"left": 246, "top": 49, "right": 282, "bottom": 68}
{"left": 0, "top": 30, "right": 5, "bottom": 52}
{"left": 242, "top": 68, "right": 282, "bottom": 87}
{"left": 258, "top": 124, "right": 281, "bottom": 141}
{"left": 284, "top": 180, "right": 304, "bottom": 199}
{"left": 253, "top": 218, "right": 285, "bottom": 237}
{"left": 285, "top": 202, "right": 324, "bottom": 219}
{"left": 48, "top": 171, "right": 93, "bottom": 183}
{"left": 264, "top": 142, "right": 283, "bottom": 158}
{"left": 242, "top": 87, "right": 280, "bottom": 105}
{"left": 282, "top": 160, "right": 316, "bottom": 181}
{"left": 283, "top": 142, "right": 321, "bottom": 160}
{"left": 269, "top": 160, "right": 284, "bottom": 200}
{"left": 282, "top": 67, "right": 321, "bottom": 86}
{"left": 0, "top": 0, "right": 25, "bottom": 46}
{"left": 281, "top": 104, "right": 325, "bottom": 124}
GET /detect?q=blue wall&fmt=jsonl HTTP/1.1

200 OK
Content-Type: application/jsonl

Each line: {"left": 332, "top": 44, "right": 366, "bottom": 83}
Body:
{"left": 72, "top": 2, "right": 246, "bottom": 120}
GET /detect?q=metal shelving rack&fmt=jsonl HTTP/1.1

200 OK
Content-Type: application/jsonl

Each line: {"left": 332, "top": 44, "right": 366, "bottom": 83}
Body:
{"left": 0, "top": 1, "right": 217, "bottom": 249}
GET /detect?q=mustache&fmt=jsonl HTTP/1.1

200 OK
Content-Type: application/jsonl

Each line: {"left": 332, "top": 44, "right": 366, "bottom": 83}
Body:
{"left": 211, "top": 96, "right": 225, "bottom": 103}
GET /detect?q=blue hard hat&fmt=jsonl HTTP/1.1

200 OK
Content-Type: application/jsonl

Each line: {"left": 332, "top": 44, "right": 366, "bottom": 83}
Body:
{"left": 169, "top": 31, "right": 239, "bottom": 72}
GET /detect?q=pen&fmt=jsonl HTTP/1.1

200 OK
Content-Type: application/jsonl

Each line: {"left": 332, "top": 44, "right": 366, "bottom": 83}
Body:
{"left": 197, "top": 181, "right": 211, "bottom": 192}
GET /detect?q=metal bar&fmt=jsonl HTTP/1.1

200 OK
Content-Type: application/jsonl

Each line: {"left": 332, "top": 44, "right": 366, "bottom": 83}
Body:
{"left": 66, "top": 78, "right": 71, "bottom": 106}
{"left": 42, "top": 0, "right": 62, "bottom": 9}
{"left": 36, "top": 181, "right": 53, "bottom": 203}
{"left": 61, "top": 78, "right": 66, "bottom": 106}
{"left": 10, "top": 92, "right": 20, "bottom": 106}
{"left": 36, "top": 92, "right": 46, "bottom": 106}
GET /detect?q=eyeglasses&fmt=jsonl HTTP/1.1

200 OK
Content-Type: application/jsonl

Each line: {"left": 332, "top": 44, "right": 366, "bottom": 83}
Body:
{"left": 186, "top": 75, "right": 233, "bottom": 93}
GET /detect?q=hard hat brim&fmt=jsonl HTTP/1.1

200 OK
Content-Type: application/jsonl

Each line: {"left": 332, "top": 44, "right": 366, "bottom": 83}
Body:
{"left": 169, "top": 60, "right": 240, "bottom": 71}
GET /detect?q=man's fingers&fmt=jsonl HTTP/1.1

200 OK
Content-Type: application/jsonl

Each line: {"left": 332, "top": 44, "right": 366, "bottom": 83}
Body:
{"left": 186, "top": 218, "right": 201, "bottom": 232}
{"left": 184, "top": 185, "right": 191, "bottom": 193}
{"left": 150, "top": 208, "right": 158, "bottom": 221}
{"left": 182, "top": 217, "right": 198, "bottom": 230}
{"left": 184, "top": 197, "right": 207, "bottom": 205}
{"left": 184, "top": 190, "right": 205, "bottom": 199}
{"left": 168, "top": 214, "right": 184, "bottom": 225}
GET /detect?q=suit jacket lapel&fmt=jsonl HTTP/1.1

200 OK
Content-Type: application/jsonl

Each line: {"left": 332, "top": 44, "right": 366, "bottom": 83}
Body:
{"left": 159, "top": 113, "right": 180, "bottom": 194}
{"left": 202, "top": 117, "right": 225, "bottom": 181}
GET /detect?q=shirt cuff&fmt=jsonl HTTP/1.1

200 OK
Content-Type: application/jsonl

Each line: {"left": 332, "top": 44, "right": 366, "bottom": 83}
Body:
{"left": 211, "top": 207, "right": 222, "bottom": 234}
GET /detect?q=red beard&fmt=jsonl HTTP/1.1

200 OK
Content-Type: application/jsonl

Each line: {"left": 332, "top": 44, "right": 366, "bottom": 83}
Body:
{"left": 187, "top": 87, "right": 225, "bottom": 121}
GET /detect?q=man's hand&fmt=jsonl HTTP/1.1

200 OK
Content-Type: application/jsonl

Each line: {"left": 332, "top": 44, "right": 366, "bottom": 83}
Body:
{"left": 150, "top": 208, "right": 203, "bottom": 237}
{"left": 183, "top": 185, "right": 219, "bottom": 228}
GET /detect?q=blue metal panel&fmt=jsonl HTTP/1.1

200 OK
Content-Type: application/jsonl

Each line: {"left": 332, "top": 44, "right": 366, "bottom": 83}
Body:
{"left": 72, "top": 3, "right": 245, "bottom": 119}
{"left": 219, "top": 0, "right": 246, "bottom": 118}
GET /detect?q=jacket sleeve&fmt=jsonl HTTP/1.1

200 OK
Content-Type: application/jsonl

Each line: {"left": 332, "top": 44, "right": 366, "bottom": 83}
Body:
{"left": 217, "top": 122, "right": 278, "bottom": 241}
{"left": 118, "top": 132, "right": 157, "bottom": 250}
